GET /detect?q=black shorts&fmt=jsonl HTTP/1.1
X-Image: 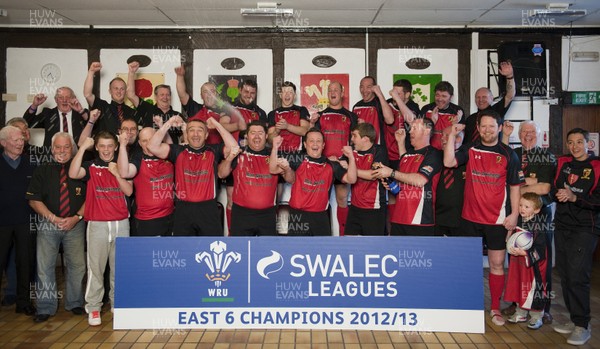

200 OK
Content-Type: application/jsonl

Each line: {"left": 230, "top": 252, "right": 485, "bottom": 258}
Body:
{"left": 390, "top": 224, "right": 435, "bottom": 236}
{"left": 231, "top": 203, "right": 277, "bottom": 236}
{"left": 224, "top": 173, "right": 234, "bottom": 187}
{"left": 172, "top": 200, "right": 223, "bottom": 236}
{"left": 434, "top": 224, "right": 462, "bottom": 237}
{"left": 345, "top": 206, "right": 386, "bottom": 236}
{"left": 460, "top": 218, "right": 508, "bottom": 250}
{"left": 286, "top": 208, "right": 331, "bottom": 236}
{"left": 133, "top": 214, "right": 173, "bottom": 236}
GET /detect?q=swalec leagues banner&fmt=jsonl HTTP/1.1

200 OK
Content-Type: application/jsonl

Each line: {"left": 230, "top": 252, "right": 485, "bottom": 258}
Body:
{"left": 114, "top": 237, "right": 484, "bottom": 332}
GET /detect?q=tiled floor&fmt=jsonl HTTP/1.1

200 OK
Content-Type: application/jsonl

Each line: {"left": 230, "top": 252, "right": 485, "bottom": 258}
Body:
{"left": 1, "top": 262, "right": 599, "bottom": 348}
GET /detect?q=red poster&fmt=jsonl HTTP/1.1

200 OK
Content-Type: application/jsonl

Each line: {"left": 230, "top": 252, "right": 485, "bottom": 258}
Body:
{"left": 300, "top": 74, "right": 350, "bottom": 115}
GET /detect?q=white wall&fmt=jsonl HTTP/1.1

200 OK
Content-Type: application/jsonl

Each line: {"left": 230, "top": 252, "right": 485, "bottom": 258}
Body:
{"left": 5, "top": 48, "right": 88, "bottom": 146}
{"left": 562, "top": 35, "right": 600, "bottom": 91}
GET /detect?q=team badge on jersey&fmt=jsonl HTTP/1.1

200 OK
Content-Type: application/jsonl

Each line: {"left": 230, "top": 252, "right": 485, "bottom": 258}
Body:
{"left": 582, "top": 168, "right": 592, "bottom": 179}
{"left": 568, "top": 173, "right": 579, "bottom": 185}
{"left": 496, "top": 156, "right": 502, "bottom": 164}
{"left": 75, "top": 187, "right": 82, "bottom": 196}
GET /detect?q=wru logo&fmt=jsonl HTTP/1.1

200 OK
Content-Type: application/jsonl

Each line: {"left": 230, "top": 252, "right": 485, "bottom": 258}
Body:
{"left": 195, "top": 241, "right": 241, "bottom": 287}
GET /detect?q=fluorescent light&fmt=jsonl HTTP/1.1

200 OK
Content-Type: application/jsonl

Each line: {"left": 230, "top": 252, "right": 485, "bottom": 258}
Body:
{"left": 528, "top": 3, "right": 587, "bottom": 17}
{"left": 572, "top": 51, "right": 599, "bottom": 62}
{"left": 241, "top": 3, "right": 293, "bottom": 17}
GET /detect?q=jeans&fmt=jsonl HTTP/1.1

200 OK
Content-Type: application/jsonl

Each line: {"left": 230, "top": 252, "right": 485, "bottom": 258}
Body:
{"left": 36, "top": 220, "right": 85, "bottom": 315}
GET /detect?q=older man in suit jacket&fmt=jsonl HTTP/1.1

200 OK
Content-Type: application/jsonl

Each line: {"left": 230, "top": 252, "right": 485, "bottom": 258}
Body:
{"left": 24, "top": 87, "right": 89, "bottom": 149}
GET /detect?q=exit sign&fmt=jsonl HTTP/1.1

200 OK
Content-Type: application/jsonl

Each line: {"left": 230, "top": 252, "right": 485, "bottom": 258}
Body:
{"left": 572, "top": 92, "right": 600, "bottom": 105}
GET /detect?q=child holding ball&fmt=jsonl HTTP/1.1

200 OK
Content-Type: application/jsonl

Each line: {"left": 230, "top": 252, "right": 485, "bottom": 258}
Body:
{"left": 504, "top": 192, "right": 549, "bottom": 330}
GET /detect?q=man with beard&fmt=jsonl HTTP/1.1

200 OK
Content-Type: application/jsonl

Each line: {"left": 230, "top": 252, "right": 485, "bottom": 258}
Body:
{"left": 218, "top": 121, "right": 278, "bottom": 236}
{"left": 311, "top": 81, "right": 358, "bottom": 235}
{"left": 421, "top": 81, "right": 464, "bottom": 150}
{"left": 444, "top": 110, "right": 524, "bottom": 327}
{"left": 83, "top": 62, "right": 136, "bottom": 135}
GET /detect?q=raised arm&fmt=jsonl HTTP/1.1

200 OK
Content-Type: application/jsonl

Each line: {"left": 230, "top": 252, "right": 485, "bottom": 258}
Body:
{"left": 84, "top": 62, "right": 102, "bottom": 106}
{"left": 389, "top": 89, "right": 416, "bottom": 124}
{"left": 372, "top": 85, "right": 394, "bottom": 125}
{"left": 499, "top": 61, "right": 515, "bottom": 107}
{"left": 341, "top": 146, "right": 357, "bottom": 184}
{"left": 206, "top": 116, "right": 237, "bottom": 152}
{"left": 24, "top": 94, "right": 48, "bottom": 123}
{"left": 126, "top": 61, "right": 141, "bottom": 107}
{"left": 174, "top": 65, "right": 190, "bottom": 106}
{"left": 117, "top": 128, "right": 138, "bottom": 179}
{"left": 443, "top": 124, "right": 464, "bottom": 168}
{"left": 148, "top": 115, "right": 183, "bottom": 159}
{"left": 69, "top": 137, "right": 94, "bottom": 179}
{"left": 501, "top": 120, "right": 514, "bottom": 145}
{"left": 77, "top": 109, "right": 100, "bottom": 148}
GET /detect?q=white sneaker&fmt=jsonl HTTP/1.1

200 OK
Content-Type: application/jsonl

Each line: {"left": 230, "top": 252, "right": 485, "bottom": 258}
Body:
{"left": 88, "top": 310, "right": 101, "bottom": 326}
{"left": 490, "top": 310, "right": 505, "bottom": 326}
{"left": 553, "top": 321, "right": 575, "bottom": 334}
{"left": 567, "top": 325, "right": 591, "bottom": 346}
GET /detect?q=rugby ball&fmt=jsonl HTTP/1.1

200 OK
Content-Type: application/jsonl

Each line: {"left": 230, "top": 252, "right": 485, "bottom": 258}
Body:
{"left": 506, "top": 227, "right": 534, "bottom": 251}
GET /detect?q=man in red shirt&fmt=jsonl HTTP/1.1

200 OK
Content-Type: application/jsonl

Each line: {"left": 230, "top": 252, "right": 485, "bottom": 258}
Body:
{"left": 373, "top": 118, "right": 442, "bottom": 236}
{"left": 444, "top": 110, "right": 524, "bottom": 326}
{"left": 352, "top": 76, "right": 393, "bottom": 146}
{"left": 148, "top": 116, "right": 237, "bottom": 236}
{"left": 271, "top": 129, "right": 356, "bottom": 236}
{"left": 69, "top": 128, "right": 133, "bottom": 326}
{"left": 218, "top": 121, "right": 278, "bottom": 236}
{"left": 420, "top": 81, "right": 464, "bottom": 150}
{"left": 312, "top": 81, "right": 358, "bottom": 235}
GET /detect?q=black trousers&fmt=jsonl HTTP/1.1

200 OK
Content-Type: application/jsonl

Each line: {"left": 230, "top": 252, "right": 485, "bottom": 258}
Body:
{"left": 554, "top": 226, "right": 598, "bottom": 328}
{"left": 0, "top": 224, "right": 35, "bottom": 308}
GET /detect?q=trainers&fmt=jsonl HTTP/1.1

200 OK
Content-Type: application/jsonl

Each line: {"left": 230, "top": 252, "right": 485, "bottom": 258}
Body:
{"left": 508, "top": 313, "right": 528, "bottom": 323}
{"left": 88, "top": 310, "right": 101, "bottom": 326}
{"left": 542, "top": 312, "right": 553, "bottom": 324}
{"left": 554, "top": 321, "right": 576, "bottom": 334}
{"left": 490, "top": 310, "right": 505, "bottom": 326}
{"left": 528, "top": 318, "right": 543, "bottom": 330}
{"left": 567, "top": 326, "right": 591, "bottom": 346}
{"left": 501, "top": 303, "right": 517, "bottom": 316}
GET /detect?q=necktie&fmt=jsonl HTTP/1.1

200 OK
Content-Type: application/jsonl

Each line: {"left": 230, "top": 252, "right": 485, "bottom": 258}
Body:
{"left": 59, "top": 165, "right": 70, "bottom": 218}
{"left": 117, "top": 104, "right": 124, "bottom": 123}
{"left": 443, "top": 168, "right": 454, "bottom": 189}
{"left": 62, "top": 112, "right": 68, "bottom": 133}
{"left": 522, "top": 149, "right": 528, "bottom": 171}
{"left": 472, "top": 113, "right": 481, "bottom": 142}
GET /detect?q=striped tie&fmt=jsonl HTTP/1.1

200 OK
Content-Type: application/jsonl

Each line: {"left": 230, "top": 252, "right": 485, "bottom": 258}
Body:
{"left": 62, "top": 112, "right": 69, "bottom": 133}
{"left": 443, "top": 168, "right": 454, "bottom": 189}
{"left": 117, "top": 104, "right": 124, "bottom": 123}
{"left": 59, "top": 165, "right": 70, "bottom": 218}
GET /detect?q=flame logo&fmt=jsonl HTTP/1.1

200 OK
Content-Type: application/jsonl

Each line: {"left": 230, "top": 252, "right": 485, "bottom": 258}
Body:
{"left": 256, "top": 250, "right": 284, "bottom": 280}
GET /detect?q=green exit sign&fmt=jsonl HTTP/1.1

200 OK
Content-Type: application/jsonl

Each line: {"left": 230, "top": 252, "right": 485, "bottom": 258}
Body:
{"left": 572, "top": 92, "right": 600, "bottom": 105}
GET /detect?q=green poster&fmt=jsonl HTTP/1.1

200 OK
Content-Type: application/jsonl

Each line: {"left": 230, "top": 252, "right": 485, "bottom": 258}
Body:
{"left": 393, "top": 74, "right": 442, "bottom": 109}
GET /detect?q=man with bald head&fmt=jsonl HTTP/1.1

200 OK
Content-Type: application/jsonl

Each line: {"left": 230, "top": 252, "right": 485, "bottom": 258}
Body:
{"left": 464, "top": 61, "right": 515, "bottom": 144}
{"left": 311, "top": 81, "right": 358, "bottom": 235}
{"left": 118, "top": 127, "right": 175, "bottom": 236}
{"left": 24, "top": 87, "right": 89, "bottom": 148}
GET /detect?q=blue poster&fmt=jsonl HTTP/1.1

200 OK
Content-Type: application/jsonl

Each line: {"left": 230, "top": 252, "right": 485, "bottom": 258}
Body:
{"left": 114, "top": 236, "right": 484, "bottom": 332}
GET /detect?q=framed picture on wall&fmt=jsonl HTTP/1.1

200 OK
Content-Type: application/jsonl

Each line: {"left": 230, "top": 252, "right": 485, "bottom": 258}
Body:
{"left": 393, "top": 74, "right": 442, "bottom": 110}
{"left": 300, "top": 73, "right": 350, "bottom": 114}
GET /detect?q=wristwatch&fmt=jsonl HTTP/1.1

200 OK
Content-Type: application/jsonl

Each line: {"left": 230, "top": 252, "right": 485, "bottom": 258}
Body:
{"left": 77, "top": 215, "right": 83, "bottom": 220}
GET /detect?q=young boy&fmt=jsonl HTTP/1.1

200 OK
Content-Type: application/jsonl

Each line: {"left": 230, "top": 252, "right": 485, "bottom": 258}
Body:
{"left": 69, "top": 130, "right": 132, "bottom": 326}
{"left": 504, "top": 192, "right": 549, "bottom": 330}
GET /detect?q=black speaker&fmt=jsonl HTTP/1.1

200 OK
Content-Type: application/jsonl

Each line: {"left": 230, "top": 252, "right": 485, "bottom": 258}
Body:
{"left": 498, "top": 42, "right": 547, "bottom": 97}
